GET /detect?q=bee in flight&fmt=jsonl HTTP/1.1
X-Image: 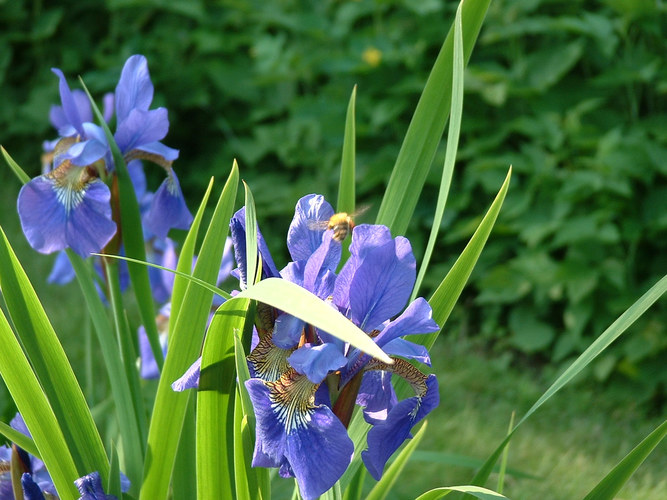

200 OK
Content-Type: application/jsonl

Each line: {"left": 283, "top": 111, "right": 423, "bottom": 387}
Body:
{"left": 310, "top": 206, "right": 369, "bottom": 242}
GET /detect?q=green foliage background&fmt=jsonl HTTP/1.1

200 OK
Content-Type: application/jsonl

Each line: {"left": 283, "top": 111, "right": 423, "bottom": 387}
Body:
{"left": 1, "top": 0, "right": 665, "bottom": 399}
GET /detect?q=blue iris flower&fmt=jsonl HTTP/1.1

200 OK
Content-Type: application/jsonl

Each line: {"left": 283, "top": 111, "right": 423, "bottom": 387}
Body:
{"left": 0, "top": 415, "right": 129, "bottom": 500}
{"left": 172, "top": 194, "right": 440, "bottom": 499}
{"left": 18, "top": 55, "right": 192, "bottom": 258}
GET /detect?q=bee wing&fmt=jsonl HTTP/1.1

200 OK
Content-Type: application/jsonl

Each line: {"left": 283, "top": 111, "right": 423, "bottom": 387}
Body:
{"left": 307, "top": 219, "right": 330, "bottom": 231}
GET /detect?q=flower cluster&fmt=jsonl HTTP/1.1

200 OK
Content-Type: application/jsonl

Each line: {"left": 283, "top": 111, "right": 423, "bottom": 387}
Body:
{"left": 175, "top": 194, "right": 440, "bottom": 499}
{"left": 0, "top": 414, "right": 128, "bottom": 500}
{"left": 17, "top": 55, "right": 192, "bottom": 260}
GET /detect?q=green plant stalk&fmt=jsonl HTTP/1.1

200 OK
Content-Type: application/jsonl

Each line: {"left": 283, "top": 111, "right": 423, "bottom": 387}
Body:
{"left": 583, "top": 419, "right": 667, "bottom": 500}
{"left": 412, "top": 1, "right": 465, "bottom": 301}
{"left": 376, "top": 0, "right": 492, "bottom": 236}
{"left": 104, "top": 259, "right": 148, "bottom": 449}
{"left": 0, "top": 228, "right": 110, "bottom": 483}
{"left": 337, "top": 85, "right": 357, "bottom": 266}
{"left": 68, "top": 252, "right": 144, "bottom": 492}
{"left": 141, "top": 164, "right": 239, "bottom": 500}
{"left": 80, "top": 78, "right": 164, "bottom": 373}
{"left": 196, "top": 298, "right": 250, "bottom": 499}
{"left": 0, "top": 307, "right": 79, "bottom": 500}
{"left": 468, "top": 274, "right": 667, "bottom": 490}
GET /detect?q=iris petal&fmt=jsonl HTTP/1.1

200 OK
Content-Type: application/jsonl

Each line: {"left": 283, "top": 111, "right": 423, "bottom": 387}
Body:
{"left": 286, "top": 194, "right": 334, "bottom": 262}
{"left": 142, "top": 170, "right": 193, "bottom": 239}
{"left": 21, "top": 473, "right": 46, "bottom": 500}
{"left": 246, "top": 373, "right": 353, "bottom": 500}
{"left": 18, "top": 175, "right": 116, "bottom": 257}
{"left": 288, "top": 343, "right": 347, "bottom": 383}
{"left": 171, "top": 357, "right": 201, "bottom": 391}
{"left": 115, "top": 55, "right": 154, "bottom": 122}
{"left": 361, "top": 375, "right": 439, "bottom": 480}
{"left": 74, "top": 471, "right": 116, "bottom": 500}
{"left": 348, "top": 229, "right": 416, "bottom": 331}
{"left": 373, "top": 297, "right": 439, "bottom": 348}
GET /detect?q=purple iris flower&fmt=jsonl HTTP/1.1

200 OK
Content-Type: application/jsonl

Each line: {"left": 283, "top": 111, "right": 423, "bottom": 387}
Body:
{"left": 173, "top": 194, "right": 440, "bottom": 498}
{"left": 1, "top": 415, "right": 130, "bottom": 500}
{"left": 18, "top": 55, "right": 191, "bottom": 259}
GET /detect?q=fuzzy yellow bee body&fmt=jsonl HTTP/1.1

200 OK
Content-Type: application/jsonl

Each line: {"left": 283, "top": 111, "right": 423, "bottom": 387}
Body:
{"left": 327, "top": 212, "right": 355, "bottom": 242}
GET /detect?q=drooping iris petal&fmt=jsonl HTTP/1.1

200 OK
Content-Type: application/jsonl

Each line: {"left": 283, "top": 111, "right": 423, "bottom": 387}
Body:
{"left": 21, "top": 473, "right": 45, "bottom": 500}
{"left": 287, "top": 194, "right": 334, "bottom": 262}
{"left": 247, "top": 335, "right": 293, "bottom": 382}
{"left": 171, "top": 356, "right": 201, "bottom": 391}
{"left": 74, "top": 471, "right": 117, "bottom": 500}
{"left": 382, "top": 338, "right": 431, "bottom": 365}
{"left": 373, "top": 297, "right": 439, "bottom": 348}
{"left": 47, "top": 250, "right": 76, "bottom": 285}
{"left": 17, "top": 173, "right": 116, "bottom": 257}
{"left": 288, "top": 343, "right": 347, "bottom": 384}
{"left": 246, "top": 372, "right": 354, "bottom": 500}
{"left": 356, "top": 370, "right": 397, "bottom": 425}
{"left": 115, "top": 54, "right": 154, "bottom": 122}
{"left": 142, "top": 170, "right": 193, "bottom": 239}
{"left": 361, "top": 374, "right": 439, "bottom": 480}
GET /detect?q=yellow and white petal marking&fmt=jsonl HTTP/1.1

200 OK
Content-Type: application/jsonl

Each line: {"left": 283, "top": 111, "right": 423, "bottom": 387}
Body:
{"left": 266, "top": 369, "right": 319, "bottom": 433}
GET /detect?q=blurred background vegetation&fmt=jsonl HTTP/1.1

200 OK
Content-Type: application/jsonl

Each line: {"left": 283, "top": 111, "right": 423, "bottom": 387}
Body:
{"left": 0, "top": 1, "right": 665, "bottom": 494}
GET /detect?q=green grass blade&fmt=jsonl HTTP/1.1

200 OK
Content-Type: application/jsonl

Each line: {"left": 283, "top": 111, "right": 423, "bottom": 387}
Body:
{"left": 337, "top": 85, "right": 357, "bottom": 214}
{"left": 0, "top": 307, "right": 79, "bottom": 500}
{"left": 105, "top": 260, "right": 148, "bottom": 448}
{"left": 243, "top": 181, "right": 259, "bottom": 288}
{"left": 412, "top": 2, "right": 465, "bottom": 301}
{"left": 413, "top": 167, "right": 512, "bottom": 352}
{"left": 337, "top": 85, "right": 357, "bottom": 266}
{"left": 108, "top": 443, "right": 122, "bottom": 499}
{"left": 342, "top": 466, "right": 366, "bottom": 500}
{"left": 141, "top": 162, "right": 239, "bottom": 500}
{"left": 80, "top": 78, "right": 163, "bottom": 373}
{"left": 96, "top": 254, "right": 232, "bottom": 300}
{"left": 233, "top": 396, "right": 256, "bottom": 500}
{"left": 365, "top": 421, "right": 428, "bottom": 500}
{"left": 1, "top": 146, "right": 30, "bottom": 184}
{"left": 234, "top": 332, "right": 271, "bottom": 500}
{"left": 197, "top": 298, "right": 250, "bottom": 499}
{"left": 172, "top": 397, "right": 197, "bottom": 500}
{"left": 0, "top": 421, "right": 40, "bottom": 458}
{"left": 415, "top": 485, "right": 508, "bottom": 500}
{"left": 0, "top": 228, "right": 109, "bottom": 480}
{"left": 169, "top": 177, "right": 215, "bottom": 331}
{"left": 408, "top": 451, "right": 539, "bottom": 480}
{"left": 375, "top": 0, "right": 492, "bottom": 236}
{"left": 496, "top": 411, "right": 515, "bottom": 494}
{"left": 237, "top": 278, "right": 391, "bottom": 364}
{"left": 583, "top": 419, "right": 667, "bottom": 500}
{"left": 468, "top": 274, "right": 667, "bottom": 489}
